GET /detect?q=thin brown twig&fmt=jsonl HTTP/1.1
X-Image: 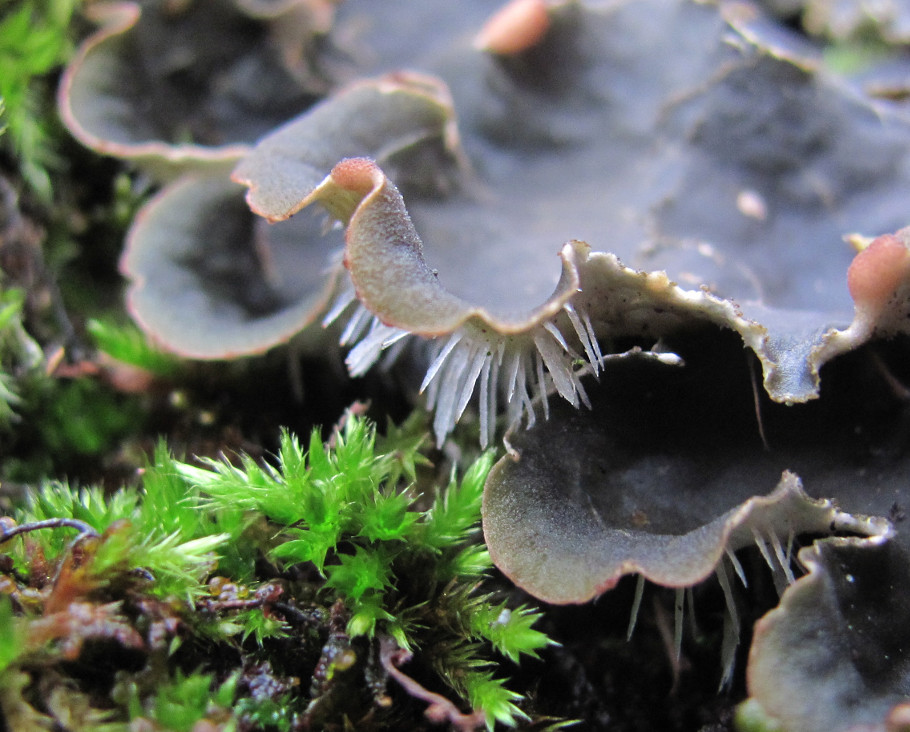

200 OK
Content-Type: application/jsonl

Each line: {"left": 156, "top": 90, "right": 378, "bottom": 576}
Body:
{"left": 0, "top": 518, "right": 99, "bottom": 543}
{"left": 378, "top": 636, "right": 486, "bottom": 732}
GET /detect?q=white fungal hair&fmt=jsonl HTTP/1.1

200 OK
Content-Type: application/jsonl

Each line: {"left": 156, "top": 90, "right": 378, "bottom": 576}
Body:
{"left": 325, "top": 285, "right": 604, "bottom": 447}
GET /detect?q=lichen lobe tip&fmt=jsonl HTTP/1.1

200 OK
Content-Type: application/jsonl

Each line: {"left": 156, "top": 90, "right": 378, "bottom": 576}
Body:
{"left": 847, "top": 232, "right": 910, "bottom": 311}
{"left": 474, "top": 0, "right": 551, "bottom": 55}
{"left": 329, "top": 157, "right": 380, "bottom": 194}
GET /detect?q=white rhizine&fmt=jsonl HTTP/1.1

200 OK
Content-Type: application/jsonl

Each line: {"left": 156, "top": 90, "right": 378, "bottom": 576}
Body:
{"left": 346, "top": 320, "right": 411, "bottom": 376}
{"left": 751, "top": 526, "right": 796, "bottom": 592}
{"left": 325, "top": 287, "right": 602, "bottom": 446}
{"left": 716, "top": 532, "right": 795, "bottom": 689}
{"left": 322, "top": 286, "right": 358, "bottom": 331}
{"left": 725, "top": 546, "right": 748, "bottom": 587}
{"left": 625, "top": 546, "right": 760, "bottom": 692}
{"left": 420, "top": 300, "right": 603, "bottom": 446}
{"left": 324, "top": 289, "right": 411, "bottom": 376}
{"left": 715, "top": 558, "right": 740, "bottom": 690}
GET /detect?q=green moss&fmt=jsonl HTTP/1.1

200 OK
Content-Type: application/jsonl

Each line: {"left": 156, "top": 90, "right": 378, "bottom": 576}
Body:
{"left": 179, "top": 414, "right": 553, "bottom": 727}
{"left": 124, "top": 669, "right": 240, "bottom": 732}
{"left": 0, "top": 284, "right": 40, "bottom": 429}
{"left": 734, "top": 698, "right": 786, "bottom": 732}
{"left": 0, "top": 597, "right": 23, "bottom": 673}
{"left": 0, "top": 0, "right": 79, "bottom": 199}
{"left": 0, "top": 413, "right": 556, "bottom": 729}
{"left": 2, "top": 375, "right": 146, "bottom": 483}
{"left": 86, "top": 318, "right": 182, "bottom": 378}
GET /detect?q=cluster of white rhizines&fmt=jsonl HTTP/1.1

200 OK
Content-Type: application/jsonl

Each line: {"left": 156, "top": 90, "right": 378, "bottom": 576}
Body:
{"left": 325, "top": 288, "right": 605, "bottom": 447}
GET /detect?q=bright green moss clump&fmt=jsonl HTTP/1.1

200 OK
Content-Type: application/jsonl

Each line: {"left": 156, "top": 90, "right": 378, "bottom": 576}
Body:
{"left": 0, "top": 413, "right": 555, "bottom": 730}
